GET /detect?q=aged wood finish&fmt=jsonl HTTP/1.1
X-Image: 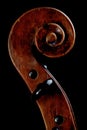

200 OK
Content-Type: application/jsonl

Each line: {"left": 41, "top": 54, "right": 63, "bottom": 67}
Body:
{"left": 8, "top": 7, "right": 77, "bottom": 130}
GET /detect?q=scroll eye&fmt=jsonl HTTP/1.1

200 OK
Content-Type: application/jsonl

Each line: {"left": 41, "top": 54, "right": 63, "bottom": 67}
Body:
{"left": 35, "top": 23, "right": 65, "bottom": 48}
{"left": 35, "top": 12, "right": 75, "bottom": 58}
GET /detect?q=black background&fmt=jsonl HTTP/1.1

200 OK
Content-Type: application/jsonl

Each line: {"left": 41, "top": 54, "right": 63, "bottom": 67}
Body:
{"left": 1, "top": 0, "right": 86, "bottom": 130}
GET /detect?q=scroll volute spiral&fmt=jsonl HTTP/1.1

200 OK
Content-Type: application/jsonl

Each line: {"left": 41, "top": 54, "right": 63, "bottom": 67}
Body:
{"left": 8, "top": 7, "right": 77, "bottom": 130}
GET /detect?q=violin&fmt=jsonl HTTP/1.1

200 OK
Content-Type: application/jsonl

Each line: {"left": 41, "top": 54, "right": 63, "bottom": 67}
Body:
{"left": 8, "top": 7, "right": 77, "bottom": 130}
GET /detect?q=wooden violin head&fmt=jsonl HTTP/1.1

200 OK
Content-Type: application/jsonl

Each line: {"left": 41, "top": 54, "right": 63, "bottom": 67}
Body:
{"left": 8, "top": 7, "right": 77, "bottom": 130}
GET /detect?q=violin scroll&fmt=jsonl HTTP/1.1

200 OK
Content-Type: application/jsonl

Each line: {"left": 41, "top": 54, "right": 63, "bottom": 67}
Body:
{"left": 8, "top": 7, "right": 77, "bottom": 130}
